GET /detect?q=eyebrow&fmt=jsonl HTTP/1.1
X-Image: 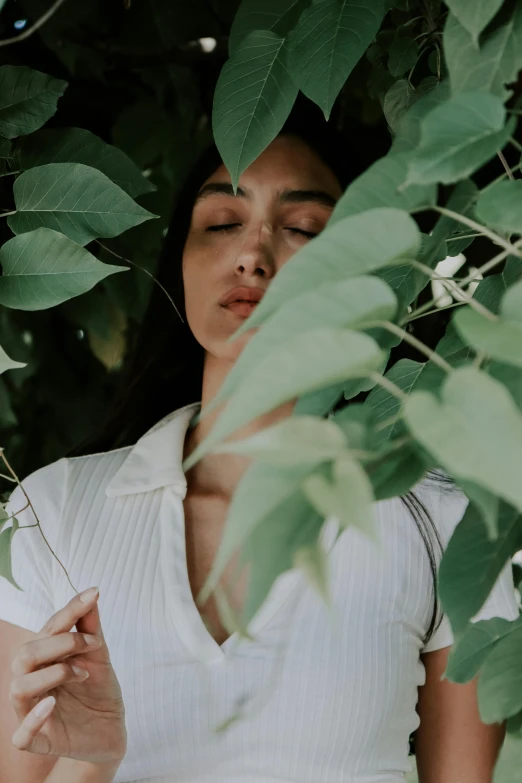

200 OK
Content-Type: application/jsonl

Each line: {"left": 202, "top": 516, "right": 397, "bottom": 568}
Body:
{"left": 194, "top": 182, "right": 338, "bottom": 209}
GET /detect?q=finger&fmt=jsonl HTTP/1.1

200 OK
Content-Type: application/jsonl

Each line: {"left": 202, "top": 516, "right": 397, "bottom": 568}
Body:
{"left": 12, "top": 630, "right": 102, "bottom": 678}
{"left": 36, "top": 587, "right": 100, "bottom": 642}
{"left": 10, "top": 661, "right": 89, "bottom": 706}
{"left": 11, "top": 695, "right": 56, "bottom": 753}
{"left": 75, "top": 589, "right": 110, "bottom": 664}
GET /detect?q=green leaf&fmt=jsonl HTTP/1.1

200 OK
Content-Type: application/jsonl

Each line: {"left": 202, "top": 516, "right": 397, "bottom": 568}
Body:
{"left": 0, "top": 65, "right": 67, "bottom": 139}
{"left": 458, "top": 480, "right": 500, "bottom": 540}
{"left": 234, "top": 208, "right": 421, "bottom": 335}
{"left": 446, "top": 614, "right": 522, "bottom": 683}
{"left": 475, "top": 180, "right": 522, "bottom": 235}
{"left": 0, "top": 228, "right": 128, "bottom": 311}
{"left": 405, "top": 92, "right": 515, "bottom": 185}
{"left": 329, "top": 152, "right": 436, "bottom": 226}
{"left": 8, "top": 163, "right": 157, "bottom": 246}
{"left": 293, "top": 540, "right": 332, "bottom": 609}
{"left": 444, "top": 6, "right": 522, "bottom": 101}
{"left": 197, "top": 460, "right": 319, "bottom": 606}
{"left": 212, "top": 415, "right": 348, "bottom": 464}
{"left": 369, "top": 443, "right": 428, "bottom": 500}
{"left": 453, "top": 281, "right": 522, "bottom": 368}
{"left": 303, "top": 456, "right": 378, "bottom": 541}
{"left": 213, "top": 30, "right": 298, "bottom": 190}
{"left": 489, "top": 362, "right": 522, "bottom": 413}
{"left": 17, "top": 127, "right": 155, "bottom": 198}
{"left": 403, "top": 367, "right": 522, "bottom": 515}
{"left": 445, "top": 0, "right": 505, "bottom": 45}
{"left": 478, "top": 624, "right": 522, "bottom": 723}
{"left": 422, "top": 180, "right": 479, "bottom": 265}
{"left": 293, "top": 381, "right": 346, "bottom": 416}
{"left": 0, "top": 344, "right": 26, "bottom": 374}
{"left": 391, "top": 79, "right": 450, "bottom": 154}
{"left": 287, "top": 0, "right": 387, "bottom": 119}
{"left": 208, "top": 275, "right": 396, "bottom": 411}
{"left": 388, "top": 36, "right": 418, "bottom": 77}
{"left": 383, "top": 79, "right": 414, "bottom": 131}
{"left": 0, "top": 517, "right": 21, "bottom": 589}
{"left": 184, "top": 327, "right": 385, "bottom": 469}
{"left": 229, "top": 0, "right": 310, "bottom": 52}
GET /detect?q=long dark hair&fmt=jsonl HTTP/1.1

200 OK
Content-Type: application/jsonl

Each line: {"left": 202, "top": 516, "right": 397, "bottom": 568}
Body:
{"left": 67, "top": 99, "right": 446, "bottom": 665}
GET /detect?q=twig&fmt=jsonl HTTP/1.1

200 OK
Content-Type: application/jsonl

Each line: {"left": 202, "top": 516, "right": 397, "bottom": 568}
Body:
{"left": 0, "top": 449, "right": 79, "bottom": 593}
{"left": 0, "top": 0, "right": 69, "bottom": 47}
{"left": 409, "top": 259, "right": 497, "bottom": 320}
{"left": 365, "top": 321, "right": 453, "bottom": 372}
{"left": 96, "top": 241, "right": 185, "bottom": 323}
{"left": 509, "top": 137, "right": 522, "bottom": 155}
{"left": 368, "top": 372, "right": 408, "bottom": 403}
{"left": 497, "top": 150, "right": 515, "bottom": 181}
{"left": 431, "top": 206, "right": 522, "bottom": 258}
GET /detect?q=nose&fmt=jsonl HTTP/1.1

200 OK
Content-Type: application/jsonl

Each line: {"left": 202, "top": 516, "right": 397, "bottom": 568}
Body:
{"left": 233, "top": 222, "right": 276, "bottom": 278}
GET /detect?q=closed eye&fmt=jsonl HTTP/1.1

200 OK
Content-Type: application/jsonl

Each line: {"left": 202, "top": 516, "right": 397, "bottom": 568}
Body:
{"left": 205, "top": 224, "right": 317, "bottom": 238}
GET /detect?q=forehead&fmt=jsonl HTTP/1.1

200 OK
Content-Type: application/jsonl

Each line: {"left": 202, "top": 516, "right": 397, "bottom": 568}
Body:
{"left": 203, "top": 135, "right": 342, "bottom": 195}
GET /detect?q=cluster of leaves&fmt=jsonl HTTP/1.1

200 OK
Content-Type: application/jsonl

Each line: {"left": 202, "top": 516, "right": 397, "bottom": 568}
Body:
{"left": 1, "top": 0, "right": 522, "bottom": 741}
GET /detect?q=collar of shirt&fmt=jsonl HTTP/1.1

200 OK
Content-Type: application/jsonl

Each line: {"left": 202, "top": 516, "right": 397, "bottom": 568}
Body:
{"left": 105, "top": 401, "right": 202, "bottom": 498}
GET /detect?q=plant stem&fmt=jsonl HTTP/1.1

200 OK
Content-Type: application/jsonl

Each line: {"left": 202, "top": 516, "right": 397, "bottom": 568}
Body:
{"left": 409, "top": 259, "right": 497, "bottom": 320}
{"left": 431, "top": 206, "right": 522, "bottom": 258}
{"left": 0, "top": 449, "right": 79, "bottom": 594}
{"left": 0, "top": 210, "right": 16, "bottom": 217}
{"left": 406, "top": 300, "right": 465, "bottom": 323}
{"left": 481, "top": 160, "right": 522, "bottom": 193}
{"left": 509, "top": 137, "right": 522, "bottom": 154}
{"left": 0, "top": 169, "right": 21, "bottom": 178}
{"left": 366, "top": 321, "right": 453, "bottom": 372}
{"left": 497, "top": 150, "right": 515, "bottom": 180}
{"left": 97, "top": 241, "right": 185, "bottom": 323}
{"left": 368, "top": 372, "right": 408, "bottom": 403}
{"left": 0, "top": 0, "right": 69, "bottom": 46}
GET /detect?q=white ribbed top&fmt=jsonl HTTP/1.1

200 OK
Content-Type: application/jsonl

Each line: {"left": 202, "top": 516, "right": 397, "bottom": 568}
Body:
{"left": 1, "top": 401, "right": 519, "bottom": 783}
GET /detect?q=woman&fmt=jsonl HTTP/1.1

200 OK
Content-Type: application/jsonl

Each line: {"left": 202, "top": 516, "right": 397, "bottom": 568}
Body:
{"left": 0, "top": 104, "right": 519, "bottom": 783}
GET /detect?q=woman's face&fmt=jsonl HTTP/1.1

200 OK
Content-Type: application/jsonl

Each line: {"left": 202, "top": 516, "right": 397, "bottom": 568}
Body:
{"left": 182, "top": 134, "right": 343, "bottom": 362}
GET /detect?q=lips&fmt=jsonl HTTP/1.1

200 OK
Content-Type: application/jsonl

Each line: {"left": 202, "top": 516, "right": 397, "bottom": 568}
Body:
{"left": 220, "top": 286, "right": 265, "bottom": 306}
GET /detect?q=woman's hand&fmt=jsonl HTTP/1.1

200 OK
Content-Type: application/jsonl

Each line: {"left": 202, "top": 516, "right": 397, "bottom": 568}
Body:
{"left": 9, "top": 587, "right": 127, "bottom": 764}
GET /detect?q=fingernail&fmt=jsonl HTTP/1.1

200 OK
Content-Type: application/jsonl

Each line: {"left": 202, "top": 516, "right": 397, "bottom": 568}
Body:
{"left": 72, "top": 665, "right": 89, "bottom": 679}
{"left": 34, "top": 696, "right": 55, "bottom": 717}
{"left": 83, "top": 634, "right": 102, "bottom": 648}
{"left": 79, "top": 587, "right": 99, "bottom": 603}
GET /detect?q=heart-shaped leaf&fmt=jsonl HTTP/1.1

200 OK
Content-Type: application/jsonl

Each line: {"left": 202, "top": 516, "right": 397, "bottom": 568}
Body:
{"left": 8, "top": 163, "right": 157, "bottom": 246}
{"left": 0, "top": 228, "right": 128, "bottom": 311}
{"left": 0, "top": 65, "right": 67, "bottom": 139}
{"left": 0, "top": 344, "right": 26, "bottom": 374}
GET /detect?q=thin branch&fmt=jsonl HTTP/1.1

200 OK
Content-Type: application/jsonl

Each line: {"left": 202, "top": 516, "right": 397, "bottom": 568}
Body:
{"left": 406, "top": 300, "right": 465, "bottom": 323}
{"left": 96, "top": 241, "right": 184, "bottom": 323}
{"left": 481, "top": 160, "right": 522, "bottom": 193}
{"left": 409, "top": 259, "right": 497, "bottom": 320}
{"left": 497, "top": 150, "right": 515, "bottom": 181}
{"left": 0, "top": 449, "right": 78, "bottom": 593}
{"left": 431, "top": 206, "right": 522, "bottom": 258}
{"left": 0, "top": 169, "right": 21, "bottom": 178}
{"left": 0, "top": 0, "right": 69, "bottom": 47}
{"left": 0, "top": 211, "right": 16, "bottom": 217}
{"left": 368, "top": 372, "right": 408, "bottom": 403}
{"left": 365, "top": 321, "right": 453, "bottom": 372}
{"left": 509, "top": 137, "right": 522, "bottom": 155}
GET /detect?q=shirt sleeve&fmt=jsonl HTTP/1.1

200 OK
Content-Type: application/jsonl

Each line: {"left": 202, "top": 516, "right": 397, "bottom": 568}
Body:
{"left": 420, "top": 483, "right": 520, "bottom": 654}
{"left": 0, "top": 457, "right": 68, "bottom": 633}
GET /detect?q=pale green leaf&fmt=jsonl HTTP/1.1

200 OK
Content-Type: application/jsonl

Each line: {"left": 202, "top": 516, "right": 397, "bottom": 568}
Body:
{"left": 445, "top": 0, "right": 505, "bottom": 45}
{"left": 213, "top": 30, "right": 298, "bottom": 190}
{"left": 17, "top": 127, "right": 155, "bottom": 198}
{"left": 478, "top": 625, "right": 522, "bottom": 723}
{"left": 0, "top": 518, "right": 21, "bottom": 590}
{"left": 446, "top": 614, "right": 522, "bottom": 683}
{"left": 303, "top": 456, "right": 378, "bottom": 542}
{"left": 403, "top": 367, "right": 522, "bottom": 514}
{"left": 287, "top": 0, "right": 386, "bottom": 119}
{"left": 209, "top": 275, "right": 396, "bottom": 411}
{"left": 184, "top": 327, "right": 385, "bottom": 469}
{"left": 0, "top": 65, "right": 67, "bottom": 139}
{"left": 229, "top": 0, "right": 310, "bottom": 52}
{"left": 329, "top": 152, "right": 436, "bottom": 225}
{"left": 212, "top": 415, "right": 348, "bottom": 464}
{"left": 383, "top": 79, "right": 414, "bottom": 131}
{"left": 234, "top": 208, "right": 421, "bottom": 335}
{"left": 8, "top": 163, "right": 157, "bottom": 245}
{"left": 453, "top": 281, "right": 522, "bottom": 368}
{"left": 444, "top": 7, "right": 522, "bottom": 101}
{"left": 293, "top": 540, "right": 332, "bottom": 609}
{"left": 391, "top": 79, "right": 450, "bottom": 154}
{"left": 458, "top": 480, "right": 499, "bottom": 540}
{"left": 475, "top": 180, "right": 522, "bottom": 236}
{"left": 0, "top": 344, "right": 26, "bottom": 374}
{"left": 405, "top": 92, "right": 514, "bottom": 185}
{"left": 0, "top": 228, "right": 128, "bottom": 311}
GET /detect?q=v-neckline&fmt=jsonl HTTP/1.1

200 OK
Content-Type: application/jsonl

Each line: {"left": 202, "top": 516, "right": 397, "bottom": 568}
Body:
{"left": 160, "top": 484, "right": 340, "bottom": 664}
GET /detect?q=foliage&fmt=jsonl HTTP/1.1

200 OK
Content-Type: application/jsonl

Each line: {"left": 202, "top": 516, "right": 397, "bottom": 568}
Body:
{"left": 1, "top": 0, "right": 522, "bottom": 744}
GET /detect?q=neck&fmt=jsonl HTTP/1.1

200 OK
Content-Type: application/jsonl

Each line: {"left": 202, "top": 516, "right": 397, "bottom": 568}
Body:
{"left": 184, "top": 351, "right": 295, "bottom": 498}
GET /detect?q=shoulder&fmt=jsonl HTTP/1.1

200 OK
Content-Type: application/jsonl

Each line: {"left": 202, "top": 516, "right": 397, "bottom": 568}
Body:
{"left": 399, "top": 473, "right": 470, "bottom": 549}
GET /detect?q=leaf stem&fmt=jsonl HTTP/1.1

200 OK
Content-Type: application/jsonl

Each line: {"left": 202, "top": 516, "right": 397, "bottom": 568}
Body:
{"left": 0, "top": 0, "right": 69, "bottom": 46}
{"left": 365, "top": 321, "right": 453, "bottom": 372}
{"left": 0, "top": 169, "right": 21, "bottom": 178}
{"left": 0, "top": 449, "right": 79, "bottom": 594}
{"left": 497, "top": 150, "right": 515, "bottom": 181}
{"left": 431, "top": 206, "right": 522, "bottom": 258}
{"left": 509, "top": 137, "right": 522, "bottom": 155}
{"left": 409, "top": 259, "right": 497, "bottom": 320}
{"left": 97, "top": 241, "right": 185, "bottom": 323}
{"left": 0, "top": 210, "right": 16, "bottom": 217}
{"left": 368, "top": 372, "right": 408, "bottom": 403}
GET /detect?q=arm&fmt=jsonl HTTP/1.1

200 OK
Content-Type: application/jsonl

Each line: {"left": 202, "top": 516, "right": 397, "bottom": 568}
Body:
{"left": 415, "top": 645, "right": 506, "bottom": 783}
{"left": 44, "top": 758, "right": 124, "bottom": 783}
